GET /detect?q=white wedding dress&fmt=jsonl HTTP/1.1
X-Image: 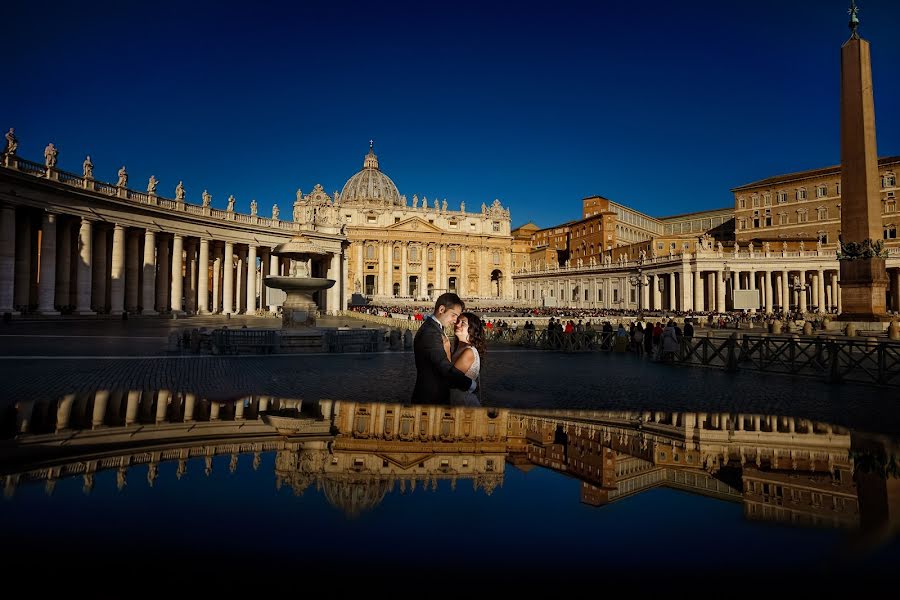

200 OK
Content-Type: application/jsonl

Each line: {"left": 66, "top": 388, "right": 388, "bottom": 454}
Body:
{"left": 449, "top": 346, "right": 481, "bottom": 406}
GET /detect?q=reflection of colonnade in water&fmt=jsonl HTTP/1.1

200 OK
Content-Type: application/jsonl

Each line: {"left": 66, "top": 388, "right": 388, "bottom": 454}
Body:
{"left": 3, "top": 397, "right": 897, "bottom": 529}
{"left": 2, "top": 397, "right": 507, "bottom": 515}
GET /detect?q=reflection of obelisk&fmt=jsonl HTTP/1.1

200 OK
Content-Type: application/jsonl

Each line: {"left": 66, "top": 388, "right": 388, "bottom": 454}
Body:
{"left": 838, "top": 1, "right": 889, "bottom": 322}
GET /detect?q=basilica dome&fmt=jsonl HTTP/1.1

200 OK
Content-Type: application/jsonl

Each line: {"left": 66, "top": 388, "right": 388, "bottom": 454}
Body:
{"left": 339, "top": 143, "right": 402, "bottom": 206}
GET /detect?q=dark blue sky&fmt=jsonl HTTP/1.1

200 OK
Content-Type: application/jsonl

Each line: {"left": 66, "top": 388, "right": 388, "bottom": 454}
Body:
{"left": 4, "top": 0, "right": 898, "bottom": 228}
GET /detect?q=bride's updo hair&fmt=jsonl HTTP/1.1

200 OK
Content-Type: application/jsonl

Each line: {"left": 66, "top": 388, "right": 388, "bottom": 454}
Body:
{"left": 461, "top": 312, "right": 486, "bottom": 360}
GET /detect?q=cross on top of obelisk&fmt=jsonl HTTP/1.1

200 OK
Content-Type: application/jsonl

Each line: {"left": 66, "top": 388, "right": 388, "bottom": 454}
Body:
{"left": 848, "top": 0, "right": 860, "bottom": 39}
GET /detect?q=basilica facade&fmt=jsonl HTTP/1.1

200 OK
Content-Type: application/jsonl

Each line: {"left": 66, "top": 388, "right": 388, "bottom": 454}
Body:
{"left": 293, "top": 144, "right": 515, "bottom": 302}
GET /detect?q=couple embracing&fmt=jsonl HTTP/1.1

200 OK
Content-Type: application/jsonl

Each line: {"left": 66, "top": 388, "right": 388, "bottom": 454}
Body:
{"left": 411, "top": 293, "right": 486, "bottom": 406}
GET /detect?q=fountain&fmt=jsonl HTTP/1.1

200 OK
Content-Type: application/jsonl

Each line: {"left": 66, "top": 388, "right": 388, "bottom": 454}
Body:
{"left": 264, "top": 235, "right": 335, "bottom": 328}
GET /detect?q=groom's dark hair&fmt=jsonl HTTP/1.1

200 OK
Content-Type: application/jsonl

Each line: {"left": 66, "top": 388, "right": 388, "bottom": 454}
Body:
{"left": 434, "top": 292, "right": 464, "bottom": 312}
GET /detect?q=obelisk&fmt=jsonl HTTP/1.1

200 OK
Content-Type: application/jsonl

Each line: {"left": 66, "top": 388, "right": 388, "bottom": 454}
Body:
{"left": 838, "top": 1, "right": 889, "bottom": 322}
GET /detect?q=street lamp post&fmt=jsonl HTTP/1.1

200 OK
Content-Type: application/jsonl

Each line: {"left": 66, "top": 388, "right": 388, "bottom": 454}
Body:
{"left": 628, "top": 267, "right": 645, "bottom": 314}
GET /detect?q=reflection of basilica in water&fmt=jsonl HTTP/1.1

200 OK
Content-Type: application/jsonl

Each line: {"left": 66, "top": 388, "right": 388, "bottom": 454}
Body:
{"left": 1, "top": 393, "right": 897, "bottom": 533}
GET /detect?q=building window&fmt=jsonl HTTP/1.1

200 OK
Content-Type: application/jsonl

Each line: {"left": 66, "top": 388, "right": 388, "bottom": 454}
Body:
{"left": 753, "top": 211, "right": 760, "bottom": 228}
{"left": 366, "top": 245, "right": 375, "bottom": 259}
{"left": 409, "top": 247, "right": 418, "bottom": 261}
{"left": 738, "top": 197, "right": 746, "bottom": 209}
{"left": 777, "top": 191, "right": 787, "bottom": 203}
{"left": 778, "top": 213, "right": 788, "bottom": 225}
{"left": 449, "top": 221, "right": 457, "bottom": 229}
{"left": 738, "top": 218, "right": 746, "bottom": 230}
{"left": 427, "top": 248, "right": 434, "bottom": 262}
{"left": 470, "top": 222, "right": 476, "bottom": 231}
{"left": 764, "top": 192, "right": 772, "bottom": 206}
{"left": 395, "top": 217, "right": 401, "bottom": 224}
{"left": 367, "top": 215, "right": 377, "bottom": 224}
{"left": 492, "top": 251, "right": 500, "bottom": 265}
{"left": 817, "top": 185, "right": 827, "bottom": 198}
{"left": 598, "top": 289, "right": 603, "bottom": 301}
{"left": 885, "top": 225, "right": 897, "bottom": 239}
{"left": 492, "top": 222, "right": 500, "bottom": 232}
{"left": 886, "top": 200, "right": 897, "bottom": 213}
{"left": 797, "top": 188, "right": 807, "bottom": 201}
{"left": 883, "top": 174, "right": 897, "bottom": 188}
{"left": 797, "top": 209, "right": 809, "bottom": 223}
{"left": 613, "top": 289, "right": 618, "bottom": 302}
{"left": 764, "top": 210, "right": 772, "bottom": 227}
{"left": 817, "top": 231, "right": 828, "bottom": 244}
{"left": 393, "top": 246, "right": 400, "bottom": 261}
{"left": 752, "top": 194, "right": 760, "bottom": 208}
{"left": 449, "top": 248, "right": 458, "bottom": 262}
{"left": 817, "top": 206, "right": 828, "bottom": 220}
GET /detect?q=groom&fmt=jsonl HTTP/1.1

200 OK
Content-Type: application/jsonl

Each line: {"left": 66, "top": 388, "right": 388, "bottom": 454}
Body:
{"left": 412, "top": 292, "right": 477, "bottom": 404}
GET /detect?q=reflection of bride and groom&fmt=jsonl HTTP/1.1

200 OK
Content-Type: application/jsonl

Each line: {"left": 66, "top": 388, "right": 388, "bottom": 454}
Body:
{"left": 411, "top": 293, "right": 485, "bottom": 406}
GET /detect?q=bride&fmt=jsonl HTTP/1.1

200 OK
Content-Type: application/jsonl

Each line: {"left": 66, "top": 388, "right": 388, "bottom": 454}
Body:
{"left": 450, "top": 312, "right": 485, "bottom": 406}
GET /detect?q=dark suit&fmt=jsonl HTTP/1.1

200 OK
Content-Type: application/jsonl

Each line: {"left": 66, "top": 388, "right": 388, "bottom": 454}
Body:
{"left": 412, "top": 317, "right": 473, "bottom": 404}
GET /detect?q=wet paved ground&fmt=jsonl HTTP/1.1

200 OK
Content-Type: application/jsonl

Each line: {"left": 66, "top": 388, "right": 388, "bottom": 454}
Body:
{"left": 0, "top": 314, "right": 896, "bottom": 435}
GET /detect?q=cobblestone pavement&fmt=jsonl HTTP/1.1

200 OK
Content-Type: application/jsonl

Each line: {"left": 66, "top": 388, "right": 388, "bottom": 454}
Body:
{"left": 1, "top": 347, "right": 897, "bottom": 434}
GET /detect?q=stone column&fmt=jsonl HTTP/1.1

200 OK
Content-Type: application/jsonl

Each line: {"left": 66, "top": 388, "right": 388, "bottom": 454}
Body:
{"left": 386, "top": 242, "right": 393, "bottom": 296}
{"left": 0, "top": 206, "right": 15, "bottom": 313}
{"left": 125, "top": 232, "right": 139, "bottom": 312}
{"left": 435, "top": 244, "right": 442, "bottom": 295}
{"left": 716, "top": 270, "right": 727, "bottom": 313}
{"left": 326, "top": 252, "right": 341, "bottom": 314}
{"left": 246, "top": 244, "right": 257, "bottom": 314}
{"left": 681, "top": 266, "right": 692, "bottom": 311}
{"left": 816, "top": 269, "right": 827, "bottom": 315}
{"left": 155, "top": 236, "right": 169, "bottom": 312}
{"left": 212, "top": 245, "right": 222, "bottom": 313}
{"left": 356, "top": 241, "right": 364, "bottom": 295}
{"left": 651, "top": 274, "right": 661, "bottom": 310}
{"left": 235, "top": 248, "right": 246, "bottom": 313}
{"left": 37, "top": 212, "right": 59, "bottom": 314}
{"left": 642, "top": 273, "right": 650, "bottom": 310}
{"left": 185, "top": 239, "right": 197, "bottom": 314}
{"left": 91, "top": 390, "right": 109, "bottom": 429}
{"left": 781, "top": 269, "right": 790, "bottom": 313}
{"left": 401, "top": 243, "right": 408, "bottom": 295}
{"left": 155, "top": 390, "right": 169, "bottom": 424}
{"left": 891, "top": 269, "right": 900, "bottom": 313}
{"left": 223, "top": 241, "right": 234, "bottom": 314}
{"left": 109, "top": 224, "right": 125, "bottom": 315}
{"left": 764, "top": 271, "right": 774, "bottom": 315}
{"left": 748, "top": 269, "right": 757, "bottom": 313}
{"left": 694, "top": 270, "right": 704, "bottom": 312}
{"left": 811, "top": 272, "right": 820, "bottom": 311}
{"left": 198, "top": 239, "right": 210, "bottom": 314}
{"left": 13, "top": 213, "right": 31, "bottom": 309}
{"left": 268, "top": 251, "right": 279, "bottom": 313}
{"left": 55, "top": 218, "right": 71, "bottom": 310}
{"left": 76, "top": 218, "right": 95, "bottom": 315}
{"left": 125, "top": 390, "right": 141, "bottom": 425}
{"left": 797, "top": 271, "right": 807, "bottom": 314}
{"left": 421, "top": 245, "right": 427, "bottom": 299}
{"left": 141, "top": 230, "right": 157, "bottom": 315}
{"left": 183, "top": 393, "right": 197, "bottom": 423}
{"left": 668, "top": 272, "right": 676, "bottom": 311}
{"left": 170, "top": 234, "right": 184, "bottom": 314}
{"left": 56, "top": 394, "right": 76, "bottom": 431}
{"left": 460, "top": 245, "right": 467, "bottom": 297}
{"left": 91, "top": 226, "right": 108, "bottom": 312}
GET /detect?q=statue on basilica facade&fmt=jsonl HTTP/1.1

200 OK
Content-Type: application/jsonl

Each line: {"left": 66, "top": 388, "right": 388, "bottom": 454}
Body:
{"left": 202, "top": 190, "right": 211, "bottom": 207}
{"left": 44, "top": 143, "right": 58, "bottom": 168}
{"left": 272, "top": 204, "right": 280, "bottom": 220}
{"left": 175, "top": 181, "right": 185, "bottom": 200}
{"left": 293, "top": 201, "right": 303, "bottom": 223}
{"left": 747, "top": 241, "right": 754, "bottom": 255}
{"left": 481, "top": 202, "right": 487, "bottom": 215}
{"left": 764, "top": 241, "right": 771, "bottom": 254}
{"left": 412, "top": 195, "right": 418, "bottom": 208}
{"left": 82, "top": 155, "right": 93, "bottom": 179}
{"left": 116, "top": 166, "right": 128, "bottom": 188}
{"left": 799, "top": 240, "right": 805, "bottom": 252}
{"left": 422, "top": 197, "right": 428, "bottom": 209}
{"left": 782, "top": 241, "right": 788, "bottom": 253}
{"left": 226, "top": 195, "right": 235, "bottom": 212}
{"left": 296, "top": 188, "right": 303, "bottom": 203}
{"left": 3, "top": 128, "right": 17, "bottom": 155}
{"left": 816, "top": 238, "right": 823, "bottom": 251}
{"left": 716, "top": 241, "right": 723, "bottom": 254}
{"left": 460, "top": 200, "right": 465, "bottom": 212}
{"left": 442, "top": 199, "right": 447, "bottom": 212}
{"left": 147, "top": 175, "right": 158, "bottom": 194}
{"left": 250, "top": 198, "right": 258, "bottom": 216}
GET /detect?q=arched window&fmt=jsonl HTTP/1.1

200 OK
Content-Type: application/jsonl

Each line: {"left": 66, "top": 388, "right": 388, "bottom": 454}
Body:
{"left": 409, "top": 246, "right": 418, "bottom": 261}
{"left": 884, "top": 224, "right": 897, "bottom": 239}
{"left": 427, "top": 247, "right": 434, "bottom": 262}
{"left": 393, "top": 246, "right": 400, "bottom": 261}
{"left": 366, "top": 245, "right": 375, "bottom": 259}
{"left": 449, "top": 248, "right": 457, "bottom": 262}
{"left": 492, "top": 251, "right": 500, "bottom": 265}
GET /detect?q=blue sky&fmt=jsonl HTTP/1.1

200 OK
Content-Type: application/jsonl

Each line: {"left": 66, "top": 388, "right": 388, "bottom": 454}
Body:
{"left": 3, "top": 0, "right": 898, "bottom": 228}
